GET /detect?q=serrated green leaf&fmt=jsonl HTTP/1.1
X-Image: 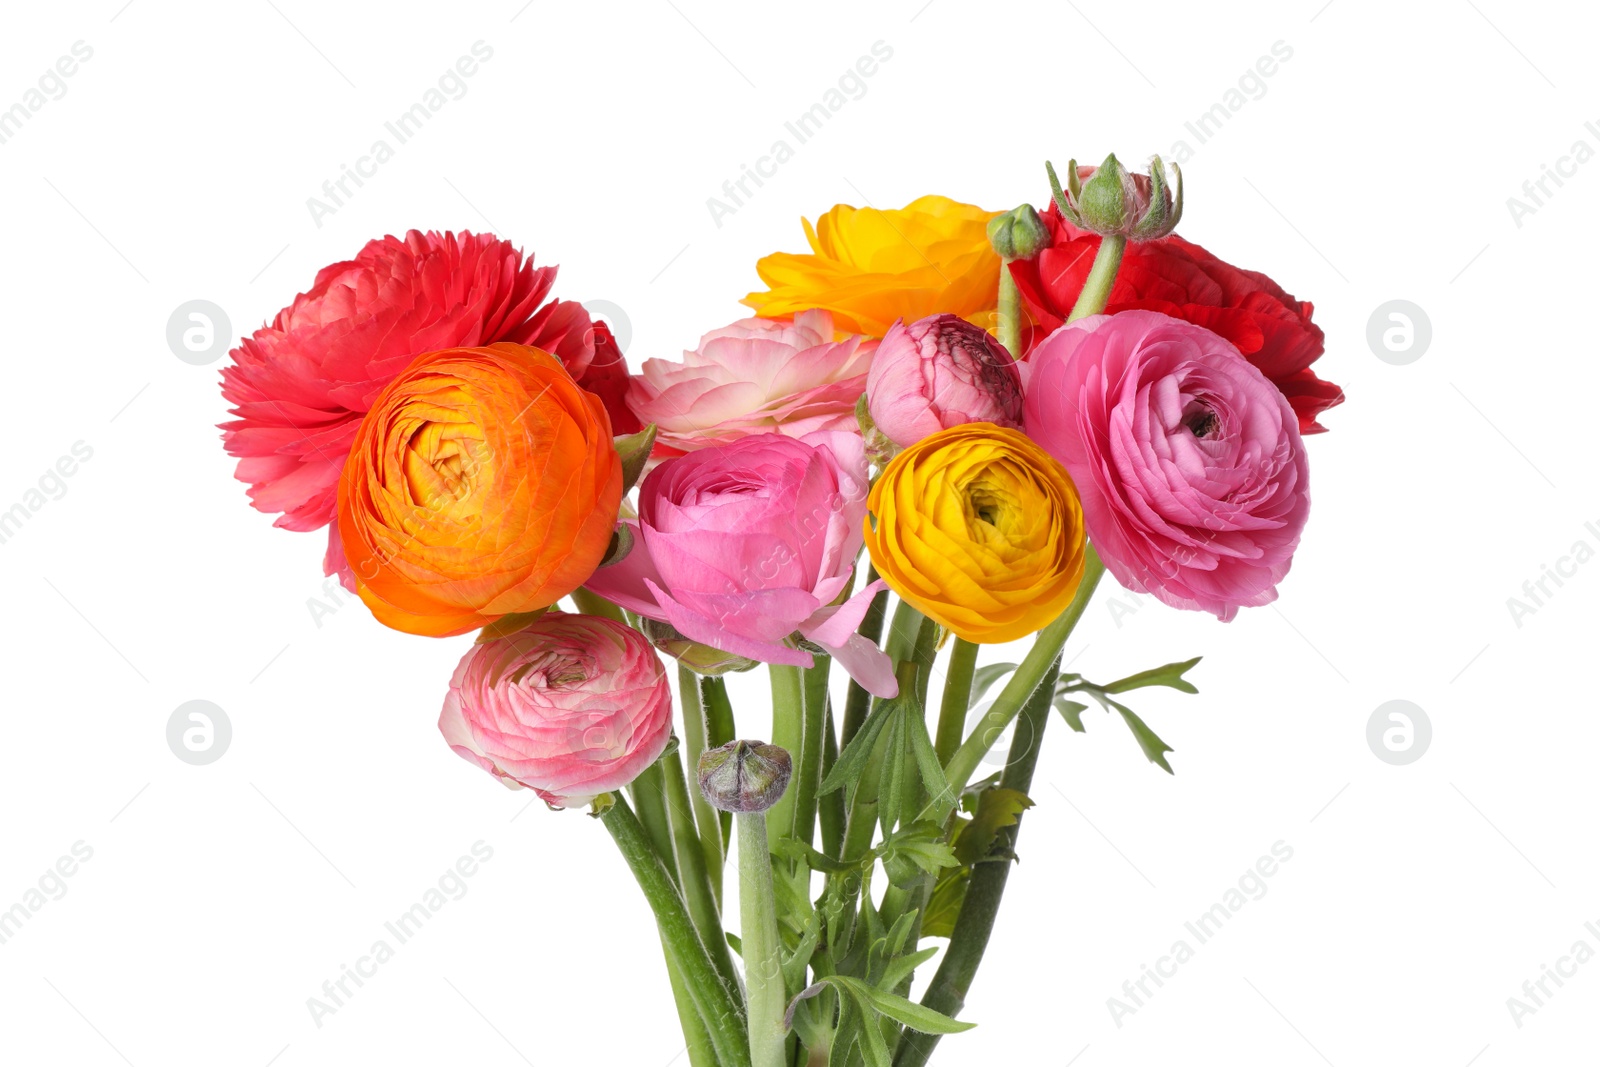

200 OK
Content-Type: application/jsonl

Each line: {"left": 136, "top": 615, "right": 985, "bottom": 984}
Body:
{"left": 969, "top": 663, "right": 1018, "bottom": 709}
{"left": 1054, "top": 698, "right": 1089, "bottom": 733}
{"left": 822, "top": 700, "right": 893, "bottom": 796}
{"left": 1101, "top": 656, "right": 1202, "bottom": 695}
{"left": 922, "top": 868, "right": 969, "bottom": 938}
{"left": 906, "top": 708, "right": 951, "bottom": 811}
{"left": 838, "top": 977, "right": 977, "bottom": 1035}
{"left": 955, "top": 788, "right": 1034, "bottom": 867}
{"left": 1109, "top": 698, "right": 1176, "bottom": 773}
{"left": 879, "top": 946, "right": 940, "bottom": 993}
{"left": 773, "top": 837, "right": 859, "bottom": 874}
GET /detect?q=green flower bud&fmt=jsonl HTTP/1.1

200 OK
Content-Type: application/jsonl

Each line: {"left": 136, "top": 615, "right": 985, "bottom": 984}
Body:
{"left": 1047, "top": 153, "right": 1183, "bottom": 241}
{"left": 986, "top": 204, "right": 1050, "bottom": 260}
{"left": 697, "top": 739, "right": 792, "bottom": 814}
{"left": 638, "top": 618, "right": 759, "bottom": 676}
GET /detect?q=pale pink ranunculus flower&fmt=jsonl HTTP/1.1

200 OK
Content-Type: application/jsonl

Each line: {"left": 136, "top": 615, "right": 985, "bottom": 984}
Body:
{"left": 865, "top": 314, "right": 1024, "bottom": 447}
{"left": 438, "top": 612, "right": 673, "bottom": 809}
{"left": 1024, "top": 310, "right": 1310, "bottom": 620}
{"left": 221, "top": 230, "right": 595, "bottom": 588}
{"left": 626, "top": 309, "right": 875, "bottom": 455}
{"left": 583, "top": 430, "right": 897, "bottom": 698}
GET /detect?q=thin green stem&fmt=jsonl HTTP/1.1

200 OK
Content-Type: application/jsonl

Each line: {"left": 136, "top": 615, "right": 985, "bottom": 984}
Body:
{"left": 942, "top": 548, "right": 1105, "bottom": 819}
{"left": 662, "top": 741, "right": 743, "bottom": 998}
{"left": 738, "top": 812, "right": 788, "bottom": 1067}
{"left": 935, "top": 639, "right": 980, "bottom": 766}
{"left": 766, "top": 663, "right": 806, "bottom": 853}
{"left": 662, "top": 934, "right": 718, "bottom": 1067}
{"left": 681, "top": 666, "right": 728, "bottom": 908}
{"left": 819, "top": 700, "right": 845, "bottom": 859}
{"left": 703, "top": 675, "right": 738, "bottom": 850}
{"left": 602, "top": 795, "right": 751, "bottom": 1067}
{"left": 790, "top": 657, "right": 832, "bottom": 858}
{"left": 840, "top": 565, "right": 889, "bottom": 750}
{"left": 892, "top": 655, "right": 1062, "bottom": 1067}
{"left": 1066, "top": 234, "right": 1126, "bottom": 323}
{"left": 997, "top": 260, "right": 1021, "bottom": 357}
{"left": 630, "top": 762, "right": 680, "bottom": 886}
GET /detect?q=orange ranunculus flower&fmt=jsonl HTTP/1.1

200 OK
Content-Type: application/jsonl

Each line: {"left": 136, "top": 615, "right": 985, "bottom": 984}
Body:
{"left": 742, "top": 195, "right": 1002, "bottom": 338}
{"left": 337, "top": 343, "right": 622, "bottom": 637}
{"left": 864, "top": 422, "right": 1086, "bottom": 644}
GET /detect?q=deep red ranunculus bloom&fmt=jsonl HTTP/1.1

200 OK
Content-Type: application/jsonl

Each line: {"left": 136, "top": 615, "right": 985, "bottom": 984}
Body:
{"left": 220, "top": 230, "right": 601, "bottom": 585}
{"left": 1008, "top": 203, "right": 1344, "bottom": 433}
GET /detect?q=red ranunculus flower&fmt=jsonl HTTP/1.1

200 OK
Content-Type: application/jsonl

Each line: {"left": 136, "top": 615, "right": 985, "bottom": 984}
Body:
{"left": 221, "top": 230, "right": 602, "bottom": 586}
{"left": 1009, "top": 203, "right": 1343, "bottom": 433}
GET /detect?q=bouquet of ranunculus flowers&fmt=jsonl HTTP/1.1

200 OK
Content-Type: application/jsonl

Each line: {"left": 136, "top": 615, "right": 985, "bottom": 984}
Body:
{"left": 222, "top": 155, "right": 1338, "bottom": 1066}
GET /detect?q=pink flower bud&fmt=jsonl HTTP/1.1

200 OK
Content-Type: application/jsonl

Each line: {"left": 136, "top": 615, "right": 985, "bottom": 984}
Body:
{"left": 438, "top": 612, "right": 672, "bottom": 809}
{"left": 865, "top": 314, "right": 1025, "bottom": 448}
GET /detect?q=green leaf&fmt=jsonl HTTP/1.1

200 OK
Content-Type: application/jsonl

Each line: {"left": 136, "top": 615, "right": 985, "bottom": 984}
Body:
{"left": 613, "top": 423, "right": 657, "bottom": 493}
{"left": 725, "top": 931, "right": 742, "bottom": 956}
{"left": 878, "top": 706, "right": 908, "bottom": 836}
{"left": 838, "top": 977, "right": 977, "bottom": 1035}
{"left": 1101, "top": 656, "right": 1202, "bottom": 695}
{"left": 969, "top": 663, "right": 1018, "bottom": 709}
{"left": 955, "top": 788, "right": 1034, "bottom": 867}
{"left": 821, "top": 699, "right": 893, "bottom": 796}
{"left": 878, "top": 821, "right": 958, "bottom": 886}
{"left": 905, "top": 706, "right": 951, "bottom": 811}
{"left": 879, "top": 946, "right": 940, "bottom": 993}
{"left": 773, "top": 838, "right": 859, "bottom": 875}
{"left": 1054, "top": 698, "right": 1089, "bottom": 733}
{"left": 1109, "top": 698, "right": 1176, "bottom": 774}
{"left": 474, "top": 607, "right": 551, "bottom": 643}
{"left": 922, "top": 869, "right": 969, "bottom": 938}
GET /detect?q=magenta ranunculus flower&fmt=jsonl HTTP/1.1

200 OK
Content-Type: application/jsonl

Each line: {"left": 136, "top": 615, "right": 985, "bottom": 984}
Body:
{"left": 583, "top": 431, "right": 897, "bottom": 698}
{"left": 438, "top": 612, "right": 672, "bottom": 809}
{"left": 1024, "top": 310, "right": 1310, "bottom": 620}
{"left": 626, "top": 310, "right": 876, "bottom": 456}
{"left": 865, "top": 314, "right": 1024, "bottom": 447}
{"left": 221, "top": 230, "right": 594, "bottom": 587}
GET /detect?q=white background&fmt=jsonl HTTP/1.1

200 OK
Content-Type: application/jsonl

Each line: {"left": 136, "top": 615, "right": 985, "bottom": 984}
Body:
{"left": 1, "top": 1, "right": 1594, "bottom": 1064}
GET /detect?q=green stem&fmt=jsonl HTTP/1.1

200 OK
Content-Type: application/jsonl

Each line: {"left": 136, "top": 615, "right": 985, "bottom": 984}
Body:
{"left": 1066, "top": 234, "right": 1126, "bottom": 323}
{"left": 934, "top": 639, "right": 980, "bottom": 766}
{"left": 997, "top": 260, "right": 1021, "bottom": 357}
{"left": 663, "top": 741, "right": 743, "bottom": 998}
{"left": 681, "top": 666, "right": 728, "bottom": 908}
{"left": 738, "top": 812, "right": 788, "bottom": 1067}
{"left": 570, "top": 586, "right": 627, "bottom": 624}
{"left": 942, "top": 548, "right": 1105, "bottom": 819}
{"left": 892, "top": 655, "right": 1062, "bottom": 1067}
{"left": 819, "top": 701, "right": 846, "bottom": 859}
{"left": 662, "top": 934, "right": 719, "bottom": 1067}
{"left": 840, "top": 565, "right": 889, "bottom": 750}
{"left": 602, "top": 796, "right": 751, "bottom": 1067}
{"left": 790, "top": 657, "right": 832, "bottom": 858}
{"left": 630, "top": 762, "right": 680, "bottom": 886}
{"left": 703, "top": 675, "right": 738, "bottom": 853}
{"left": 766, "top": 663, "right": 807, "bottom": 853}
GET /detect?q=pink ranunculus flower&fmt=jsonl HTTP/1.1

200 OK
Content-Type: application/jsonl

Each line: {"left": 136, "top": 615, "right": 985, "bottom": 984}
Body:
{"left": 626, "top": 309, "right": 876, "bottom": 456}
{"left": 583, "top": 431, "right": 898, "bottom": 698}
{"left": 438, "top": 612, "right": 672, "bottom": 809}
{"left": 865, "top": 314, "right": 1024, "bottom": 447}
{"left": 221, "top": 230, "right": 595, "bottom": 588}
{"left": 1023, "top": 310, "right": 1310, "bottom": 620}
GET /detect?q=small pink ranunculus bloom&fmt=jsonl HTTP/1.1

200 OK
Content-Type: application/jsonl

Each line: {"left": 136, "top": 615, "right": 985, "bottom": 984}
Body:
{"left": 865, "top": 314, "right": 1024, "bottom": 447}
{"left": 583, "top": 431, "right": 897, "bottom": 698}
{"left": 221, "top": 230, "right": 595, "bottom": 587}
{"left": 438, "top": 612, "right": 672, "bottom": 809}
{"left": 1023, "top": 310, "right": 1310, "bottom": 620}
{"left": 626, "top": 310, "right": 875, "bottom": 456}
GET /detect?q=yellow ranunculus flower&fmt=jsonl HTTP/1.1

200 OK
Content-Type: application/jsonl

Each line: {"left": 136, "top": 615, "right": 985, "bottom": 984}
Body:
{"left": 865, "top": 423, "right": 1087, "bottom": 644}
{"left": 743, "top": 195, "right": 1001, "bottom": 338}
